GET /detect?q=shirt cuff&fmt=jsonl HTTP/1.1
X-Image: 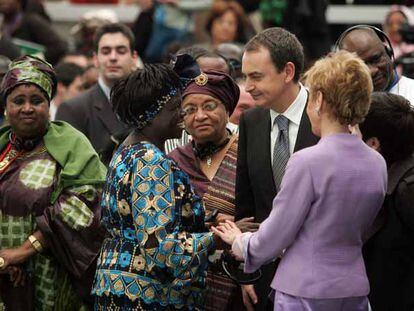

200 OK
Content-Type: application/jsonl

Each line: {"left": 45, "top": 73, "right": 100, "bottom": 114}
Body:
{"left": 231, "top": 232, "right": 252, "bottom": 261}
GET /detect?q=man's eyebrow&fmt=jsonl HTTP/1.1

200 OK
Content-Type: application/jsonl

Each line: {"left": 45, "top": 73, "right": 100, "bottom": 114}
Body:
{"left": 100, "top": 45, "right": 128, "bottom": 49}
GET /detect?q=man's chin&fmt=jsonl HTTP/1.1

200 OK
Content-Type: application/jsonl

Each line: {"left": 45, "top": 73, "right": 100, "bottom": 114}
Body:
{"left": 255, "top": 100, "right": 272, "bottom": 109}
{"left": 105, "top": 73, "right": 125, "bottom": 82}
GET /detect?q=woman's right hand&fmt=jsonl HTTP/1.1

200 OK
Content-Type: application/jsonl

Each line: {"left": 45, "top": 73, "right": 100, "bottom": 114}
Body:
{"left": 0, "top": 266, "right": 26, "bottom": 287}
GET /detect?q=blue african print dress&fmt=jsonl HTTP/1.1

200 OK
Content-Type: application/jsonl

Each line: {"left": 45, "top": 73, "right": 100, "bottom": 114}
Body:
{"left": 92, "top": 142, "right": 215, "bottom": 310}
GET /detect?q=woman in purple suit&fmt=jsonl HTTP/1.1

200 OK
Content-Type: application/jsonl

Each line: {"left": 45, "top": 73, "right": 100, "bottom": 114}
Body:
{"left": 212, "top": 51, "right": 388, "bottom": 310}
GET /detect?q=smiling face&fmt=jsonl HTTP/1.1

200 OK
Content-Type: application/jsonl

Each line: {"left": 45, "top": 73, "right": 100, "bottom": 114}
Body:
{"left": 242, "top": 45, "right": 287, "bottom": 110}
{"left": 182, "top": 93, "right": 228, "bottom": 144}
{"left": 93, "top": 32, "right": 137, "bottom": 87}
{"left": 6, "top": 84, "right": 50, "bottom": 139}
{"left": 341, "top": 29, "right": 394, "bottom": 92}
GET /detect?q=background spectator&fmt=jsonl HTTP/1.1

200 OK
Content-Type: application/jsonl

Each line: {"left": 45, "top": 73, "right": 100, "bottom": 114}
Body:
{"left": 0, "top": 0, "right": 67, "bottom": 64}
{"left": 70, "top": 9, "right": 118, "bottom": 57}
{"left": 51, "top": 62, "right": 85, "bottom": 120}
{"left": 203, "top": 0, "right": 250, "bottom": 50}
{"left": 383, "top": 5, "right": 414, "bottom": 59}
{"left": 360, "top": 92, "right": 414, "bottom": 311}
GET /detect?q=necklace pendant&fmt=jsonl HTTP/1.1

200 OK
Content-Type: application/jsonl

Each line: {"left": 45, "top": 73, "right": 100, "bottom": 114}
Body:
{"left": 206, "top": 157, "right": 212, "bottom": 167}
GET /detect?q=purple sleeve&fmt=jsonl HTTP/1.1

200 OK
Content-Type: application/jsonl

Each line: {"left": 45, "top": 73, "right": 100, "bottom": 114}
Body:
{"left": 243, "top": 153, "right": 315, "bottom": 273}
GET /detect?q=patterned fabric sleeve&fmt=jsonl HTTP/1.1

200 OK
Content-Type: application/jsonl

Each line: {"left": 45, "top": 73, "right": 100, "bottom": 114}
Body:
{"left": 131, "top": 149, "right": 214, "bottom": 302}
{"left": 36, "top": 183, "right": 106, "bottom": 279}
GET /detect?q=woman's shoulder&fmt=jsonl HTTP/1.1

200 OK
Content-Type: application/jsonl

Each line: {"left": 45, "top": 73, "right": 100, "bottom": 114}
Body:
{"left": 168, "top": 142, "right": 194, "bottom": 165}
{"left": 114, "top": 142, "right": 168, "bottom": 164}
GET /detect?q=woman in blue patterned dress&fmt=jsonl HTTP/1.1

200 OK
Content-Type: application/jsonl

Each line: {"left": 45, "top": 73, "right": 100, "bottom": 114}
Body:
{"left": 92, "top": 64, "right": 216, "bottom": 310}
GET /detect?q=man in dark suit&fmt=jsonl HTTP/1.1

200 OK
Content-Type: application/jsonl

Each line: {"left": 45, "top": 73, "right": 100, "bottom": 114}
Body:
{"left": 235, "top": 27, "right": 319, "bottom": 310}
{"left": 56, "top": 23, "right": 137, "bottom": 155}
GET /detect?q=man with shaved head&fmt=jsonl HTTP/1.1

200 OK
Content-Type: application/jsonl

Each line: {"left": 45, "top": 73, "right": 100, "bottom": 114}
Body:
{"left": 337, "top": 26, "right": 414, "bottom": 104}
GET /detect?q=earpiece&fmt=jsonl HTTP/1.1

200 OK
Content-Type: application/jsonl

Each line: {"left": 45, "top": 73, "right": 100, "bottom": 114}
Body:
{"left": 334, "top": 25, "right": 394, "bottom": 61}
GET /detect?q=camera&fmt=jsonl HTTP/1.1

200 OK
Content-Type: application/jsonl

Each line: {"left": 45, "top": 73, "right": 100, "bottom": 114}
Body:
{"left": 395, "top": 23, "right": 414, "bottom": 78}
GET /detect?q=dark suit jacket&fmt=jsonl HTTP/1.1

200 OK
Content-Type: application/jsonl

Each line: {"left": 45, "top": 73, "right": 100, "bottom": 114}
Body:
{"left": 363, "top": 155, "right": 414, "bottom": 311}
{"left": 55, "top": 84, "right": 128, "bottom": 154}
{"left": 235, "top": 103, "right": 318, "bottom": 310}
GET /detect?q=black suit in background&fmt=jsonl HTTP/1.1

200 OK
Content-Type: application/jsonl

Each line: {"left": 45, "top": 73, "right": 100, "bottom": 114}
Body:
{"left": 235, "top": 105, "right": 318, "bottom": 310}
{"left": 363, "top": 155, "right": 414, "bottom": 311}
{"left": 55, "top": 84, "right": 128, "bottom": 156}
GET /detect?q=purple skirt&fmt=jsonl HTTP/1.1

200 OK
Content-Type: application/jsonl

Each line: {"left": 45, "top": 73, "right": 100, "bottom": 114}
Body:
{"left": 273, "top": 290, "right": 368, "bottom": 311}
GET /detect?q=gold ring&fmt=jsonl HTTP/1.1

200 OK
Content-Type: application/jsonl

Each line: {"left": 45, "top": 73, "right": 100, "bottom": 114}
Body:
{"left": 0, "top": 257, "right": 5, "bottom": 269}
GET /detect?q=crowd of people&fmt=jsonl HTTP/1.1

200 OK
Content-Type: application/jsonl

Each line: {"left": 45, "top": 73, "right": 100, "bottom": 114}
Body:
{"left": 0, "top": 1, "right": 414, "bottom": 311}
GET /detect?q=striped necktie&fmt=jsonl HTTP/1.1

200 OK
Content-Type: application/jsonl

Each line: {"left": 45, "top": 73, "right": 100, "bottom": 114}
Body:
{"left": 272, "top": 115, "right": 290, "bottom": 191}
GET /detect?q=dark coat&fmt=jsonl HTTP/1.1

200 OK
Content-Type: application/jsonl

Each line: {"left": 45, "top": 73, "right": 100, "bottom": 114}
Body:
{"left": 12, "top": 13, "right": 67, "bottom": 64}
{"left": 363, "top": 155, "right": 414, "bottom": 311}
{"left": 55, "top": 84, "right": 128, "bottom": 155}
{"left": 235, "top": 103, "right": 318, "bottom": 310}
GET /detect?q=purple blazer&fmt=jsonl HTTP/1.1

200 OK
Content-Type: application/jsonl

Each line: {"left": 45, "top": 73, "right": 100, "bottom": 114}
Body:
{"left": 235, "top": 133, "right": 387, "bottom": 299}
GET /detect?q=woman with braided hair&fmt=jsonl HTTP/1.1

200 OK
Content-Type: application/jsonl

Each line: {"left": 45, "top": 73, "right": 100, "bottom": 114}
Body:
{"left": 92, "top": 63, "right": 216, "bottom": 310}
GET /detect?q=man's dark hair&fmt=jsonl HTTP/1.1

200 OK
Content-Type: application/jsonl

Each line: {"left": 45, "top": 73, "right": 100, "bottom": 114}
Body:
{"left": 94, "top": 23, "right": 136, "bottom": 53}
{"left": 177, "top": 46, "right": 226, "bottom": 62}
{"left": 245, "top": 27, "right": 304, "bottom": 82}
{"left": 55, "top": 62, "right": 84, "bottom": 87}
{"left": 359, "top": 92, "right": 414, "bottom": 165}
{"left": 111, "top": 64, "right": 181, "bottom": 127}
{"left": 176, "top": 46, "right": 230, "bottom": 74}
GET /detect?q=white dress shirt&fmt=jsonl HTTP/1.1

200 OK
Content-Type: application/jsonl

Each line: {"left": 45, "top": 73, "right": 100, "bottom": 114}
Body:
{"left": 390, "top": 75, "right": 414, "bottom": 107}
{"left": 270, "top": 84, "right": 308, "bottom": 164}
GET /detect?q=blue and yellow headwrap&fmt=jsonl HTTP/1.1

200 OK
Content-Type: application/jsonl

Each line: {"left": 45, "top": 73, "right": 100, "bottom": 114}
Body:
{"left": 1, "top": 55, "right": 57, "bottom": 103}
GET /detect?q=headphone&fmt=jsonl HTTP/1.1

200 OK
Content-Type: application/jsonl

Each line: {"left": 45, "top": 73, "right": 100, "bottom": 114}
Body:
{"left": 334, "top": 25, "right": 395, "bottom": 61}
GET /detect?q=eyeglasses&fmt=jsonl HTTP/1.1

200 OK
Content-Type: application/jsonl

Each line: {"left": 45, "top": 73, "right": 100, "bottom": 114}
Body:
{"left": 181, "top": 101, "right": 219, "bottom": 117}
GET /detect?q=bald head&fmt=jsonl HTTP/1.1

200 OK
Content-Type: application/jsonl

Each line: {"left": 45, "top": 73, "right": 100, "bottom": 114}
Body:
{"left": 338, "top": 27, "right": 394, "bottom": 92}
{"left": 340, "top": 28, "right": 378, "bottom": 50}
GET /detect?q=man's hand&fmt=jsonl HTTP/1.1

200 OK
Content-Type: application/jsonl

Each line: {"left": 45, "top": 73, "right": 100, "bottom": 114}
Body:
{"left": 235, "top": 217, "right": 260, "bottom": 233}
{"left": 242, "top": 284, "right": 258, "bottom": 311}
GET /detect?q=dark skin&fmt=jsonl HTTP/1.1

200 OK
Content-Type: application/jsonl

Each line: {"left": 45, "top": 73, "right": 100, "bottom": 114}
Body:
{"left": 122, "top": 93, "right": 228, "bottom": 246}
{"left": 0, "top": 84, "right": 50, "bottom": 286}
{"left": 340, "top": 28, "right": 395, "bottom": 92}
{"left": 181, "top": 93, "right": 259, "bottom": 233}
{"left": 123, "top": 93, "right": 184, "bottom": 149}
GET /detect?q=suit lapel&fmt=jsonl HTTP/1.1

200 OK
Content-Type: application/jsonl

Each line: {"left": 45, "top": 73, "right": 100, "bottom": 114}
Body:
{"left": 93, "top": 85, "right": 124, "bottom": 135}
{"left": 254, "top": 108, "right": 277, "bottom": 191}
{"left": 294, "top": 98, "right": 319, "bottom": 152}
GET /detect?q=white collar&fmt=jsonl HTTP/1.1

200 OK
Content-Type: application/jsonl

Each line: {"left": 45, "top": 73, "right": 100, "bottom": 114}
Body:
{"left": 270, "top": 83, "right": 307, "bottom": 126}
{"left": 98, "top": 77, "right": 111, "bottom": 101}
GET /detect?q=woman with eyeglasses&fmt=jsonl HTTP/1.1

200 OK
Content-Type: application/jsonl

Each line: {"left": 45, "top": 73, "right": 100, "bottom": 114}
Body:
{"left": 169, "top": 70, "right": 257, "bottom": 311}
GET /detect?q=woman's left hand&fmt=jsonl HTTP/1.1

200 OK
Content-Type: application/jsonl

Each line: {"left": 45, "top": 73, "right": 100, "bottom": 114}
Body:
{"left": 211, "top": 220, "right": 242, "bottom": 246}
